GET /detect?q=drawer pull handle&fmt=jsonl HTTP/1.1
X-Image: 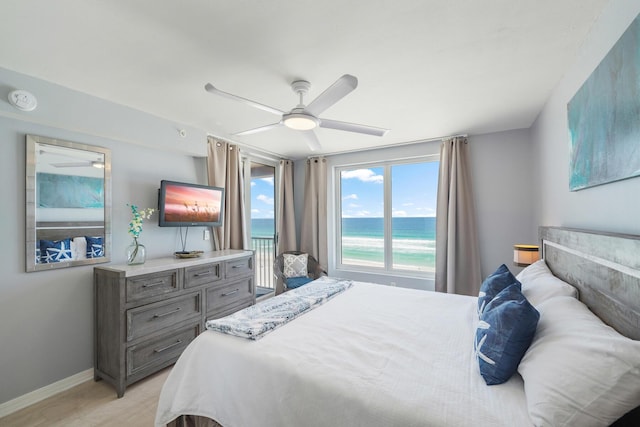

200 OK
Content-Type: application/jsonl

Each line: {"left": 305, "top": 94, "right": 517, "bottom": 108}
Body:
{"left": 154, "top": 339, "right": 183, "bottom": 353}
{"left": 143, "top": 281, "right": 165, "bottom": 288}
{"left": 194, "top": 271, "right": 211, "bottom": 277}
{"left": 231, "top": 265, "right": 242, "bottom": 269}
{"left": 153, "top": 307, "right": 181, "bottom": 318}
{"left": 222, "top": 289, "right": 239, "bottom": 297}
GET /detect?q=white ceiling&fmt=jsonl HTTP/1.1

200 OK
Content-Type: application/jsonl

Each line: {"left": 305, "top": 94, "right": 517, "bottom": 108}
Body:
{"left": 0, "top": 0, "right": 609, "bottom": 159}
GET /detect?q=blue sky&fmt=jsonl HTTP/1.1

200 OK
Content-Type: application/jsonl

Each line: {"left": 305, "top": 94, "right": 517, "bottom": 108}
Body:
{"left": 250, "top": 161, "right": 439, "bottom": 219}
{"left": 341, "top": 161, "right": 439, "bottom": 218}
{"left": 251, "top": 176, "right": 274, "bottom": 219}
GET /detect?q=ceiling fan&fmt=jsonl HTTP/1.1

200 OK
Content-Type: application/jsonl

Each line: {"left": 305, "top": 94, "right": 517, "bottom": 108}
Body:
{"left": 38, "top": 149, "right": 104, "bottom": 169}
{"left": 50, "top": 161, "right": 104, "bottom": 169}
{"left": 204, "top": 74, "right": 389, "bottom": 151}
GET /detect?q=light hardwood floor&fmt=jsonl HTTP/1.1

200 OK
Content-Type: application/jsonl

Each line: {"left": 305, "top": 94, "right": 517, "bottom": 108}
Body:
{"left": 0, "top": 367, "right": 171, "bottom": 427}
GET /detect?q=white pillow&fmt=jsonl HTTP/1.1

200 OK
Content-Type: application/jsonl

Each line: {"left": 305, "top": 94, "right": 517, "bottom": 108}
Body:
{"left": 516, "top": 259, "right": 578, "bottom": 306}
{"left": 518, "top": 296, "right": 640, "bottom": 426}
{"left": 282, "top": 253, "right": 308, "bottom": 278}
{"left": 71, "top": 237, "right": 87, "bottom": 260}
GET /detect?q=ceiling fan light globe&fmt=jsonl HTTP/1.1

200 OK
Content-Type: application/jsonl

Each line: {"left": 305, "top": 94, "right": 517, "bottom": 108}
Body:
{"left": 283, "top": 113, "right": 318, "bottom": 130}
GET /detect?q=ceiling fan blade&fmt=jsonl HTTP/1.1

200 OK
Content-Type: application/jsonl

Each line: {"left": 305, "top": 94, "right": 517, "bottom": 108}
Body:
{"left": 301, "top": 131, "right": 322, "bottom": 152}
{"left": 51, "top": 161, "right": 92, "bottom": 168}
{"left": 205, "top": 83, "right": 285, "bottom": 116}
{"left": 319, "top": 118, "right": 389, "bottom": 137}
{"left": 305, "top": 74, "right": 358, "bottom": 116}
{"left": 233, "top": 122, "right": 282, "bottom": 136}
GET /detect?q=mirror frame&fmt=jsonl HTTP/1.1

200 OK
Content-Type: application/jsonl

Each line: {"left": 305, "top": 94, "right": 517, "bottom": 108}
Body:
{"left": 26, "top": 134, "right": 112, "bottom": 272}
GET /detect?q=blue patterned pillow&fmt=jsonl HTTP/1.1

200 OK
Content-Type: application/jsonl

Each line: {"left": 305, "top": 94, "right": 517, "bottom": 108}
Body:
{"left": 478, "top": 264, "right": 520, "bottom": 315}
{"left": 85, "top": 236, "right": 104, "bottom": 258}
{"left": 475, "top": 284, "right": 539, "bottom": 385}
{"left": 40, "top": 238, "right": 73, "bottom": 263}
{"left": 285, "top": 276, "right": 313, "bottom": 289}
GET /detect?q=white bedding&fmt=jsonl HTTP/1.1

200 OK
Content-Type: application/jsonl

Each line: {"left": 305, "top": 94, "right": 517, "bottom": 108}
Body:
{"left": 155, "top": 281, "right": 532, "bottom": 427}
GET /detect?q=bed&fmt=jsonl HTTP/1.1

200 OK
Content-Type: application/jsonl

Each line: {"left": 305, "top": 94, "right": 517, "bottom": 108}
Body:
{"left": 155, "top": 227, "right": 640, "bottom": 427}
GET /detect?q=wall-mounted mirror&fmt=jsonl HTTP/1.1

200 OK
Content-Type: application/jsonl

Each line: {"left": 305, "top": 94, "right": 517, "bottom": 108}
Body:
{"left": 26, "top": 134, "right": 111, "bottom": 272}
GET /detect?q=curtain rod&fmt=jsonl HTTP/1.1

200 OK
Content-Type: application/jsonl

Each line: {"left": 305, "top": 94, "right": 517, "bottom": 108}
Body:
{"left": 206, "top": 133, "right": 285, "bottom": 161}
{"left": 207, "top": 132, "right": 468, "bottom": 161}
{"left": 315, "top": 133, "right": 468, "bottom": 159}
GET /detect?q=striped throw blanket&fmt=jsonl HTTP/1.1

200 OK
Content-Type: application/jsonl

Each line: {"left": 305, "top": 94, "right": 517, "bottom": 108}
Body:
{"left": 206, "top": 277, "right": 353, "bottom": 340}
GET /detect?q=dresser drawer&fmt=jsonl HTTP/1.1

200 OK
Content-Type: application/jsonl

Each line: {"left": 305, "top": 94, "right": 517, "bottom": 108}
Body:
{"left": 127, "top": 292, "right": 200, "bottom": 341}
{"left": 185, "top": 262, "right": 222, "bottom": 288}
{"left": 127, "top": 323, "right": 199, "bottom": 378}
{"left": 206, "top": 276, "right": 254, "bottom": 315}
{"left": 126, "top": 270, "right": 179, "bottom": 303}
{"left": 206, "top": 298, "right": 254, "bottom": 321}
{"left": 225, "top": 256, "right": 253, "bottom": 279}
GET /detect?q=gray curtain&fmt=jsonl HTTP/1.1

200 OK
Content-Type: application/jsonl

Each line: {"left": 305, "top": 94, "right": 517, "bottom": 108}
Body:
{"left": 300, "top": 157, "right": 328, "bottom": 270}
{"left": 435, "top": 136, "right": 482, "bottom": 296}
{"left": 276, "top": 160, "right": 296, "bottom": 254}
{"left": 207, "top": 136, "right": 247, "bottom": 250}
{"left": 275, "top": 159, "right": 296, "bottom": 294}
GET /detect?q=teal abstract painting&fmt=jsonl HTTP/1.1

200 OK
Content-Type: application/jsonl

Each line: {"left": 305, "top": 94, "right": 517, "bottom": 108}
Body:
{"left": 568, "top": 14, "right": 640, "bottom": 191}
{"left": 37, "top": 173, "right": 104, "bottom": 208}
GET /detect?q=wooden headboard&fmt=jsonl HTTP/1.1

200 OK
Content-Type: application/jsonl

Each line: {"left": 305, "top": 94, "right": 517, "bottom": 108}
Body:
{"left": 539, "top": 226, "right": 640, "bottom": 341}
{"left": 36, "top": 221, "right": 105, "bottom": 241}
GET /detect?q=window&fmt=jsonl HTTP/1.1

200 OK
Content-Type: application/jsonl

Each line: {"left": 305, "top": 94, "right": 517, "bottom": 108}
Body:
{"left": 336, "top": 158, "right": 439, "bottom": 276}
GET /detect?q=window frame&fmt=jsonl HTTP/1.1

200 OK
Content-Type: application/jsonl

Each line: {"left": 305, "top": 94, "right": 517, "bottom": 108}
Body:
{"left": 334, "top": 155, "right": 439, "bottom": 278}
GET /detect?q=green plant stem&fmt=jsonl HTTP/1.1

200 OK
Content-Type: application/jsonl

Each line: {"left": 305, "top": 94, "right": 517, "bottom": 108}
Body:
{"left": 128, "top": 238, "right": 139, "bottom": 263}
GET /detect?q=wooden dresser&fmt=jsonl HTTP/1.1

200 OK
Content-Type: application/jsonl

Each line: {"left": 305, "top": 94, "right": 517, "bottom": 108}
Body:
{"left": 93, "top": 250, "right": 254, "bottom": 397}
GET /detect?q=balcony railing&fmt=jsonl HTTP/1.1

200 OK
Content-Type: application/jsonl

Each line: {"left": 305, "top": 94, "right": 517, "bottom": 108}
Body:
{"left": 251, "top": 236, "right": 275, "bottom": 291}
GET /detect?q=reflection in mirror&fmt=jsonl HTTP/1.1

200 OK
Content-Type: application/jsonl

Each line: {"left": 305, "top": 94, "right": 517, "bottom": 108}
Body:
{"left": 26, "top": 135, "right": 111, "bottom": 272}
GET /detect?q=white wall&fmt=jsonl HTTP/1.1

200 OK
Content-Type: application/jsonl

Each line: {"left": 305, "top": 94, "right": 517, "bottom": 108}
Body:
{"left": 0, "top": 68, "right": 212, "bottom": 406}
{"left": 531, "top": 0, "right": 640, "bottom": 236}
{"left": 294, "top": 130, "right": 534, "bottom": 291}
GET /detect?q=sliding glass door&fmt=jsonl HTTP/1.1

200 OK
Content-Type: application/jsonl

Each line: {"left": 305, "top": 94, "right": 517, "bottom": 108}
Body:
{"left": 245, "top": 158, "right": 277, "bottom": 297}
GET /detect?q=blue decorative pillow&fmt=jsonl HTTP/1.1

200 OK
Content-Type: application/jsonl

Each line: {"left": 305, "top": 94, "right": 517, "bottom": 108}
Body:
{"left": 478, "top": 264, "right": 520, "bottom": 315}
{"left": 40, "top": 238, "right": 73, "bottom": 263}
{"left": 285, "top": 276, "right": 313, "bottom": 289}
{"left": 85, "top": 236, "right": 104, "bottom": 258}
{"left": 475, "top": 284, "right": 539, "bottom": 385}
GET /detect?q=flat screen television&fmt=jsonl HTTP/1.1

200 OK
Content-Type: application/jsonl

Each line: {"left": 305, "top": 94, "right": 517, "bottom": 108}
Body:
{"left": 158, "top": 180, "right": 225, "bottom": 227}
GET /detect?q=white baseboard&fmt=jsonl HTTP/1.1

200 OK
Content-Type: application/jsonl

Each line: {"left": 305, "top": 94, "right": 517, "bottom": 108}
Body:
{"left": 0, "top": 368, "right": 94, "bottom": 418}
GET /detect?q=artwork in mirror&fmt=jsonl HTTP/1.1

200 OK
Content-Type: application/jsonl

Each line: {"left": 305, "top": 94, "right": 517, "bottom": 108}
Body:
{"left": 26, "top": 134, "right": 112, "bottom": 272}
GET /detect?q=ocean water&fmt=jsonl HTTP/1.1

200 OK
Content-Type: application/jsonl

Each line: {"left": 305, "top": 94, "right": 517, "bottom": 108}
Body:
{"left": 341, "top": 217, "right": 435, "bottom": 271}
{"left": 252, "top": 218, "right": 276, "bottom": 238}
{"left": 251, "top": 217, "right": 435, "bottom": 271}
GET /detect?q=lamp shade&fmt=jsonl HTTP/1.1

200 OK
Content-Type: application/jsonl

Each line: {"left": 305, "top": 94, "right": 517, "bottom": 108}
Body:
{"left": 513, "top": 244, "right": 540, "bottom": 267}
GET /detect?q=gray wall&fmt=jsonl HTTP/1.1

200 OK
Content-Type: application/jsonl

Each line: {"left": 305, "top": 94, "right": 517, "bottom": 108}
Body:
{"left": 0, "top": 68, "right": 212, "bottom": 405}
{"left": 470, "top": 129, "right": 536, "bottom": 277}
{"left": 531, "top": 0, "right": 640, "bottom": 236}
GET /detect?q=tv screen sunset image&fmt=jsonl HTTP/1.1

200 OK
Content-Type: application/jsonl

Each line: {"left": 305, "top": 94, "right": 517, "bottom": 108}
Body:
{"left": 163, "top": 184, "right": 222, "bottom": 224}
